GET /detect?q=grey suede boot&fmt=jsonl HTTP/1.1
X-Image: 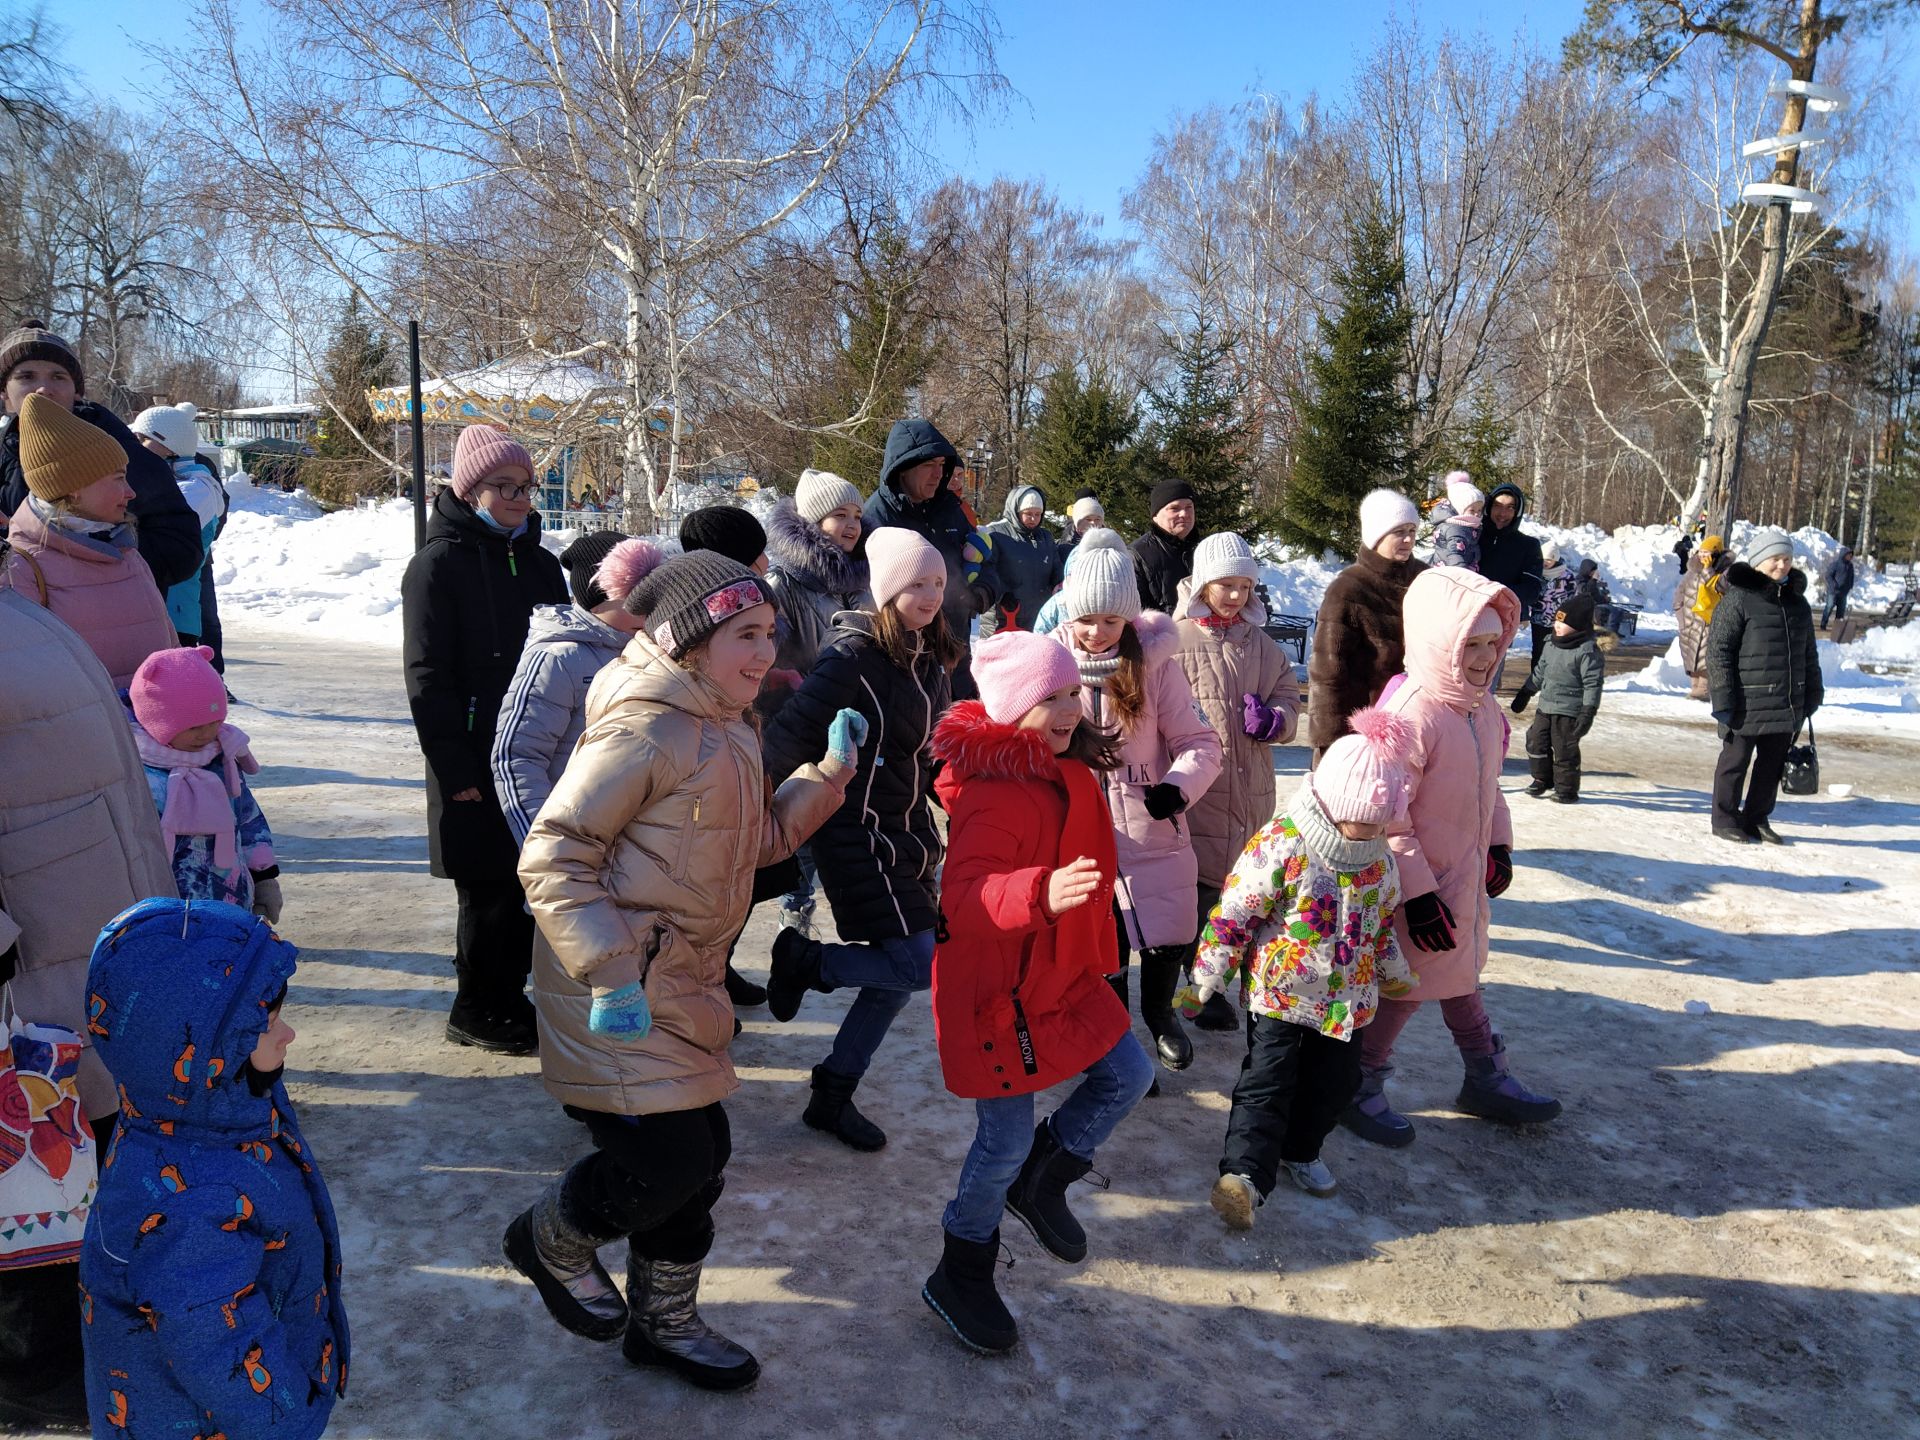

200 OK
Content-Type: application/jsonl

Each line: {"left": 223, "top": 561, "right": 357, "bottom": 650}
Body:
{"left": 623, "top": 1256, "right": 760, "bottom": 1391}
{"left": 502, "top": 1181, "right": 628, "bottom": 1342}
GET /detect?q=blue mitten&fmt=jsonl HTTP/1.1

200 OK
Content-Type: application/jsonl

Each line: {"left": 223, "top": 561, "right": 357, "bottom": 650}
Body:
{"left": 826, "top": 708, "right": 869, "bottom": 768}
{"left": 588, "top": 981, "right": 651, "bottom": 1038}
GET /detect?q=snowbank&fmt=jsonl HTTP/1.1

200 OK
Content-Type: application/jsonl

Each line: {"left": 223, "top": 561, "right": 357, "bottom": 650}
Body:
{"left": 1607, "top": 635, "right": 1920, "bottom": 734}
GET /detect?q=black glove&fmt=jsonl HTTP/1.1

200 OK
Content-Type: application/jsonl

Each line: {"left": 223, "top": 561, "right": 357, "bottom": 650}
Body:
{"left": 0, "top": 942, "right": 15, "bottom": 987}
{"left": 1401, "top": 892, "right": 1456, "bottom": 953}
{"left": 1510, "top": 688, "right": 1531, "bottom": 714}
{"left": 1576, "top": 709, "right": 1596, "bottom": 739}
{"left": 1486, "top": 845, "right": 1513, "bottom": 898}
{"left": 1144, "top": 783, "right": 1186, "bottom": 820}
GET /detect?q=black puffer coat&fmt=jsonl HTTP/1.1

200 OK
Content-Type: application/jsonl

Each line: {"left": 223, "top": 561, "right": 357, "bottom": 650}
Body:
{"left": 763, "top": 498, "right": 871, "bottom": 681}
{"left": 863, "top": 419, "right": 998, "bottom": 637}
{"left": 1707, "top": 563, "right": 1823, "bottom": 737}
{"left": 401, "top": 487, "right": 567, "bottom": 880}
{"left": 1478, "top": 482, "right": 1544, "bottom": 618}
{"left": 761, "top": 612, "right": 948, "bottom": 941}
{"left": 1131, "top": 522, "right": 1201, "bottom": 614}
{"left": 0, "top": 400, "right": 203, "bottom": 590}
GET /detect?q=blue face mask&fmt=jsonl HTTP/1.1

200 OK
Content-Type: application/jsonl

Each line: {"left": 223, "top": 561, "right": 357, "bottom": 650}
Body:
{"left": 473, "top": 504, "right": 527, "bottom": 538}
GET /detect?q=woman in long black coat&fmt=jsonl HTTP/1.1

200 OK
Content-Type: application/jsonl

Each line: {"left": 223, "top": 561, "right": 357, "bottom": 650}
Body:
{"left": 402, "top": 426, "right": 566, "bottom": 1051}
{"left": 1706, "top": 530, "right": 1822, "bottom": 845}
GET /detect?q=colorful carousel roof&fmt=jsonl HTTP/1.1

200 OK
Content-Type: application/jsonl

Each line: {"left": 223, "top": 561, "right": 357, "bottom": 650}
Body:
{"left": 367, "top": 355, "right": 664, "bottom": 430}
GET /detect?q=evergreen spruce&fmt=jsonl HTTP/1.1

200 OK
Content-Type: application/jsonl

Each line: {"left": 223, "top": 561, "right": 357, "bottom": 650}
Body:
{"left": 1428, "top": 389, "right": 1516, "bottom": 496}
{"left": 1137, "top": 309, "right": 1252, "bottom": 536}
{"left": 306, "top": 295, "right": 397, "bottom": 503}
{"left": 1278, "top": 212, "right": 1414, "bottom": 556}
{"left": 1027, "top": 367, "right": 1140, "bottom": 524}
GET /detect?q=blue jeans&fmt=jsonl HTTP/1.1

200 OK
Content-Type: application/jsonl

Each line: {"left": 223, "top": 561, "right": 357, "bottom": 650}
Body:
{"left": 783, "top": 845, "right": 818, "bottom": 916}
{"left": 941, "top": 1033, "right": 1154, "bottom": 1243}
{"left": 818, "top": 929, "right": 936, "bottom": 1079}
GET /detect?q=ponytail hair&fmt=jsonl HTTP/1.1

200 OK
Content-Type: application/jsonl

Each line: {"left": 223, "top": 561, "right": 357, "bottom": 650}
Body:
{"left": 1105, "top": 622, "right": 1149, "bottom": 735}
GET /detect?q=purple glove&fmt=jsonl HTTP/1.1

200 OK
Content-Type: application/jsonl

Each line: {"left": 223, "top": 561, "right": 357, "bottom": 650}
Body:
{"left": 1242, "top": 693, "right": 1290, "bottom": 742}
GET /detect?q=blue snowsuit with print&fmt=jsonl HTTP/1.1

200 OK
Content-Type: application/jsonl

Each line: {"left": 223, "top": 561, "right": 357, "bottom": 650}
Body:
{"left": 80, "top": 899, "right": 348, "bottom": 1440}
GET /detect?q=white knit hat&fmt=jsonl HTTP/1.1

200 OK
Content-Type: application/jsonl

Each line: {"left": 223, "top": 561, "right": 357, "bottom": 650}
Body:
{"left": 1070, "top": 495, "right": 1104, "bottom": 526}
{"left": 1075, "top": 526, "right": 1127, "bottom": 556}
{"left": 865, "top": 525, "right": 945, "bottom": 608}
{"left": 1189, "top": 532, "right": 1258, "bottom": 591}
{"left": 129, "top": 403, "right": 203, "bottom": 460}
{"left": 794, "top": 468, "right": 863, "bottom": 524}
{"left": 1444, "top": 471, "right": 1483, "bottom": 515}
{"left": 1358, "top": 489, "right": 1419, "bottom": 549}
{"left": 1062, "top": 546, "right": 1141, "bottom": 622}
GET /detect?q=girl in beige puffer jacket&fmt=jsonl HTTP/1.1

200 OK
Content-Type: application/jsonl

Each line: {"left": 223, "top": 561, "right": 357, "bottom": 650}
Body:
{"left": 504, "top": 553, "right": 855, "bottom": 1394}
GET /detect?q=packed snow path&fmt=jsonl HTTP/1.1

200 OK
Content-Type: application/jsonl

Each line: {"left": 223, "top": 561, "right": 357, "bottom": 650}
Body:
{"left": 93, "top": 623, "right": 1917, "bottom": 1439}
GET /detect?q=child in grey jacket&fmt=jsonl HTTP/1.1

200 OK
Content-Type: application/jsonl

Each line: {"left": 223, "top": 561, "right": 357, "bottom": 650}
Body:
{"left": 1511, "top": 590, "right": 1604, "bottom": 802}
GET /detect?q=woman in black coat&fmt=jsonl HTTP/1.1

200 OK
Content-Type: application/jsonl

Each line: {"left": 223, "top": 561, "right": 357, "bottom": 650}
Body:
{"left": 1706, "top": 530, "right": 1822, "bottom": 845}
{"left": 760, "top": 529, "right": 955, "bottom": 1152}
{"left": 401, "top": 427, "right": 566, "bottom": 1051}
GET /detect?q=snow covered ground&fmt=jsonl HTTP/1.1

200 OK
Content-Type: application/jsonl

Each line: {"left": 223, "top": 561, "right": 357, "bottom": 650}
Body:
{"left": 37, "top": 620, "right": 1903, "bottom": 1440}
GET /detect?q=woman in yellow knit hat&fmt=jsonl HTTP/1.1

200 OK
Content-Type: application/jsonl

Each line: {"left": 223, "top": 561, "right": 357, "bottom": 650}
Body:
{"left": 1, "top": 391, "right": 176, "bottom": 685}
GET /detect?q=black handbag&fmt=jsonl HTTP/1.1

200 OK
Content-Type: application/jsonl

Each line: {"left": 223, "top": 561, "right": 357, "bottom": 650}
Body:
{"left": 1782, "top": 720, "right": 1819, "bottom": 796}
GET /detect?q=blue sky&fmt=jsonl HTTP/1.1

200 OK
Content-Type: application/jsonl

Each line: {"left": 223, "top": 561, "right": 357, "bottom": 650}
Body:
{"left": 49, "top": 0, "right": 1918, "bottom": 248}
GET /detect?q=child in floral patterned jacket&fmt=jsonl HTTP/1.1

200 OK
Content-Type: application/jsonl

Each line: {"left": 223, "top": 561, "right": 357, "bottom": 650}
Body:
{"left": 1184, "top": 707, "right": 1416, "bottom": 1228}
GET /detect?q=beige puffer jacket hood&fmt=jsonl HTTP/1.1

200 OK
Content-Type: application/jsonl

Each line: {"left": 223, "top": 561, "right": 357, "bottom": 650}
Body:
{"left": 519, "top": 630, "right": 844, "bottom": 1115}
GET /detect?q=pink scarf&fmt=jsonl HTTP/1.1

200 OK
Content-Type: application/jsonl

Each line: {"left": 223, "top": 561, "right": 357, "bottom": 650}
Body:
{"left": 133, "top": 722, "right": 260, "bottom": 881}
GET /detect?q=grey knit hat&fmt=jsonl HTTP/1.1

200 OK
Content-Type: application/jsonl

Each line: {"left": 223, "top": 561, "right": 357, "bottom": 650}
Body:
{"left": 793, "top": 468, "right": 863, "bottom": 524}
{"left": 1745, "top": 529, "right": 1793, "bottom": 567}
{"left": 625, "top": 550, "right": 774, "bottom": 659}
{"left": 1062, "top": 546, "right": 1142, "bottom": 622}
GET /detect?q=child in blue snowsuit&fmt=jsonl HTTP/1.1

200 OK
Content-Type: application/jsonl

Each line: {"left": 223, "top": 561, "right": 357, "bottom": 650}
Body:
{"left": 80, "top": 898, "right": 347, "bottom": 1440}
{"left": 129, "top": 645, "right": 283, "bottom": 924}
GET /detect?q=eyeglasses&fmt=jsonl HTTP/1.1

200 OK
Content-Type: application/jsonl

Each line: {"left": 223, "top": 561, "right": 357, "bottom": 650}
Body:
{"left": 483, "top": 479, "right": 534, "bottom": 500}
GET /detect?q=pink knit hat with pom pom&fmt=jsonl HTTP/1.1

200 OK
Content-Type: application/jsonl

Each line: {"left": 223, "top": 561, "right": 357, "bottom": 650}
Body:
{"left": 450, "top": 424, "right": 534, "bottom": 501}
{"left": 1312, "top": 706, "right": 1412, "bottom": 826}
{"left": 594, "top": 537, "right": 667, "bottom": 608}
{"left": 130, "top": 645, "right": 227, "bottom": 746}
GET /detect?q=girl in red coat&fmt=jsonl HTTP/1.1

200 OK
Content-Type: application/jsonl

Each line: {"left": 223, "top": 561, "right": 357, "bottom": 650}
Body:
{"left": 920, "top": 630, "right": 1155, "bottom": 1356}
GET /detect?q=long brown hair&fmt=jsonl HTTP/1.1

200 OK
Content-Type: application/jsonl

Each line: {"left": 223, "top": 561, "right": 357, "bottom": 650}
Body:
{"left": 870, "top": 600, "right": 966, "bottom": 673}
{"left": 1061, "top": 718, "right": 1121, "bottom": 772}
{"left": 1104, "top": 621, "right": 1149, "bottom": 734}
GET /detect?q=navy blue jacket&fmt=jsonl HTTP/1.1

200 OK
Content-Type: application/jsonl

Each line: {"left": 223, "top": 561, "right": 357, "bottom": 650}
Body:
{"left": 863, "top": 419, "right": 999, "bottom": 637}
{"left": 1822, "top": 554, "right": 1854, "bottom": 593}
{"left": 81, "top": 899, "right": 348, "bottom": 1440}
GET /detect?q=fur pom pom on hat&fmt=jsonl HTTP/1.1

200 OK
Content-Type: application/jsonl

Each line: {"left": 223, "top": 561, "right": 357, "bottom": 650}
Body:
{"left": 594, "top": 536, "right": 667, "bottom": 608}
{"left": 1312, "top": 706, "right": 1412, "bottom": 826}
{"left": 450, "top": 424, "right": 533, "bottom": 501}
{"left": 1358, "top": 489, "right": 1419, "bottom": 550}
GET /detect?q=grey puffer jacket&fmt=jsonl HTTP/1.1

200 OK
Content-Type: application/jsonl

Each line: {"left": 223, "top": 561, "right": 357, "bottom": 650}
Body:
{"left": 492, "top": 603, "right": 630, "bottom": 844}
{"left": 1516, "top": 631, "right": 1604, "bottom": 718}
{"left": 0, "top": 587, "right": 177, "bottom": 1121}
{"left": 1707, "top": 563, "right": 1823, "bottom": 737}
{"left": 981, "top": 485, "right": 1063, "bottom": 635}
{"left": 763, "top": 498, "right": 871, "bottom": 684}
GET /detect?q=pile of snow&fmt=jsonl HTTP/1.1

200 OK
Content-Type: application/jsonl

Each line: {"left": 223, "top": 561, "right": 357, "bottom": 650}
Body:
{"left": 1843, "top": 617, "right": 1920, "bottom": 667}
{"left": 1608, "top": 634, "right": 1920, "bottom": 734}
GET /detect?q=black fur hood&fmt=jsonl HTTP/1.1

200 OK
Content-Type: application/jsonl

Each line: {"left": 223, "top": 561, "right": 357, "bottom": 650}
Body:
{"left": 767, "top": 497, "right": 868, "bottom": 594}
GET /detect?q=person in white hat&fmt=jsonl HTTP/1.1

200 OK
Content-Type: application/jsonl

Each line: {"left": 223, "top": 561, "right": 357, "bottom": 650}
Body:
{"left": 129, "top": 404, "right": 227, "bottom": 648}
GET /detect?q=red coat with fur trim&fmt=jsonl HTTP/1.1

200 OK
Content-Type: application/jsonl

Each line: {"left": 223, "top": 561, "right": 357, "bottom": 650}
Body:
{"left": 930, "top": 702, "right": 1130, "bottom": 1100}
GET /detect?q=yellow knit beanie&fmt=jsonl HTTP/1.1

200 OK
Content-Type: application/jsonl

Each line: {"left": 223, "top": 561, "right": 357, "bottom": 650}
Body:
{"left": 18, "top": 391, "right": 127, "bottom": 502}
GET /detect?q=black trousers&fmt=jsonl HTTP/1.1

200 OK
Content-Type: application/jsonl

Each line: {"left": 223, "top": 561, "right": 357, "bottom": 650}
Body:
{"left": 1221, "top": 1015, "right": 1361, "bottom": 1196}
{"left": 1528, "top": 621, "right": 1551, "bottom": 673}
{"left": 1107, "top": 904, "right": 1184, "bottom": 1039}
{"left": 1713, "top": 731, "right": 1792, "bottom": 832}
{"left": 561, "top": 1103, "right": 731, "bottom": 1264}
{"left": 453, "top": 876, "right": 535, "bottom": 1014}
{"left": 1525, "top": 712, "right": 1585, "bottom": 799}
{"left": 0, "top": 1116, "right": 116, "bottom": 1401}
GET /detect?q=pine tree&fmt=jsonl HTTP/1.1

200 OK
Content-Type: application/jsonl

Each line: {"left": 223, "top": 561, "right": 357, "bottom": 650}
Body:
{"left": 1027, "top": 367, "right": 1140, "bottom": 520}
{"left": 1137, "top": 310, "right": 1252, "bottom": 536}
{"left": 1277, "top": 211, "right": 1414, "bottom": 557}
{"left": 1428, "top": 389, "right": 1516, "bottom": 496}
{"left": 305, "top": 295, "right": 398, "bottom": 505}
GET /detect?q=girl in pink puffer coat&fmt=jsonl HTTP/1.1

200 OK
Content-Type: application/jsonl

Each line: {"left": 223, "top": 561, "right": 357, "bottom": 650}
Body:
{"left": 1052, "top": 547, "right": 1222, "bottom": 1076}
{"left": 1340, "top": 566, "right": 1562, "bottom": 1148}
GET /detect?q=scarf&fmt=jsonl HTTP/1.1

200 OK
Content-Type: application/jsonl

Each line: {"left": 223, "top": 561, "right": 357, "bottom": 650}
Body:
{"left": 29, "top": 494, "right": 127, "bottom": 543}
{"left": 1195, "top": 612, "right": 1241, "bottom": 631}
{"left": 1289, "top": 781, "right": 1389, "bottom": 872}
{"left": 1073, "top": 647, "right": 1123, "bottom": 687}
{"left": 133, "top": 722, "right": 260, "bottom": 882}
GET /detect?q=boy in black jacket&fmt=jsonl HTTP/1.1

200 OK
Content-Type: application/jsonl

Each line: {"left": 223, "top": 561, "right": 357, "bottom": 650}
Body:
{"left": 1512, "top": 591, "right": 1604, "bottom": 803}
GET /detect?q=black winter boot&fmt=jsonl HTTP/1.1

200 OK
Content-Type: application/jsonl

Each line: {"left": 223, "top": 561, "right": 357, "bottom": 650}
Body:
{"left": 724, "top": 963, "right": 768, "bottom": 1009}
{"left": 446, "top": 997, "right": 538, "bottom": 1055}
{"left": 1139, "top": 949, "right": 1193, "bottom": 1070}
{"left": 802, "top": 1064, "right": 887, "bottom": 1151}
{"left": 922, "top": 1228, "right": 1018, "bottom": 1354}
{"left": 623, "top": 1255, "right": 760, "bottom": 1391}
{"left": 767, "top": 927, "right": 825, "bottom": 1022}
{"left": 1004, "top": 1118, "right": 1096, "bottom": 1263}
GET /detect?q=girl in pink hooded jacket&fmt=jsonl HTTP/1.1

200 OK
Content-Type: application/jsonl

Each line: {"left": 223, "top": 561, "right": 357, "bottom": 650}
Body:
{"left": 1052, "top": 547, "right": 1222, "bottom": 1076}
{"left": 1340, "top": 567, "right": 1561, "bottom": 1147}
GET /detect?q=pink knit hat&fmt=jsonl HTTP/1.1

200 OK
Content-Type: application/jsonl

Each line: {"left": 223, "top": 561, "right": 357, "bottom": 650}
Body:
{"left": 1311, "top": 706, "right": 1412, "bottom": 826}
{"left": 866, "top": 525, "right": 945, "bottom": 608}
{"left": 450, "top": 424, "right": 534, "bottom": 501}
{"left": 972, "top": 630, "right": 1082, "bottom": 726}
{"left": 131, "top": 646, "right": 227, "bottom": 746}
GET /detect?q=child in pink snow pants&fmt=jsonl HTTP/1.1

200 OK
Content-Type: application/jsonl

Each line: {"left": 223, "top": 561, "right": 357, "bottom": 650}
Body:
{"left": 1339, "top": 567, "right": 1562, "bottom": 1147}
